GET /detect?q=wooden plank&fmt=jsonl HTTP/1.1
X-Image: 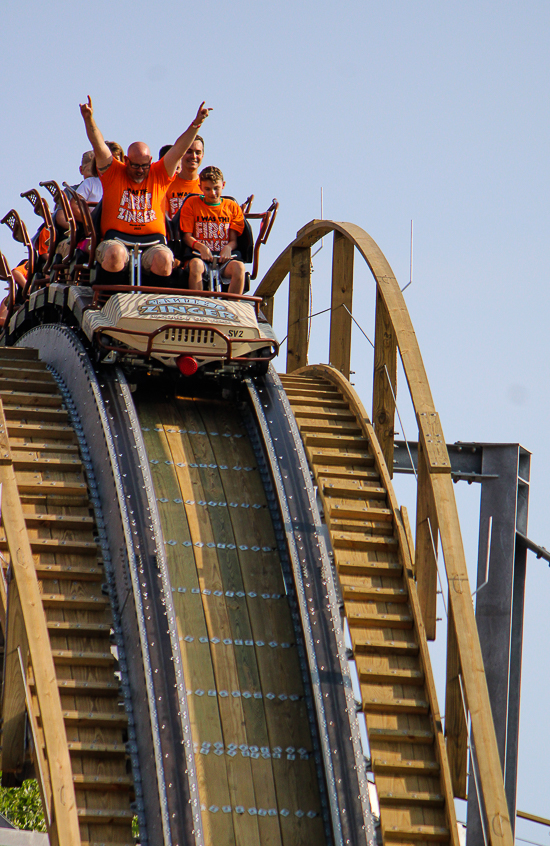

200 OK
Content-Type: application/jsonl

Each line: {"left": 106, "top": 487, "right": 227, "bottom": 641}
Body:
{"left": 418, "top": 411, "right": 451, "bottom": 473}
{"left": 181, "top": 399, "right": 323, "bottom": 844}
{"left": 137, "top": 403, "right": 240, "bottom": 846}
{"left": 1, "top": 584, "right": 28, "bottom": 779}
{"left": 415, "top": 443, "right": 439, "bottom": 640}
{"left": 445, "top": 600, "right": 468, "bottom": 799}
{"left": 286, "top": 365, "right": 461, "bottom": 846}
{"left": 286, "top": 246, "right": 311, "bottom": 373}
{"left": 329, "top": 232, "right": 354, "bottom": 378}
{"left": 143, "top": 396, "right": 326, "bottom": 845}
{"left": 372, "top": 289, "right": 397, "bottom": 475}
{"left": 261, "top": 296, "right": 274, "bottom": 326}
{"left": 0, "top": 400, "right": 81, "bottom": 844}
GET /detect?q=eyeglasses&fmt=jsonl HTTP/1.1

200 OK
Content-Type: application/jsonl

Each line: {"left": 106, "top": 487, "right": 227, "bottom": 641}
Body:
{"left": 128, "top": 161, "right": 151, "bottom": 170}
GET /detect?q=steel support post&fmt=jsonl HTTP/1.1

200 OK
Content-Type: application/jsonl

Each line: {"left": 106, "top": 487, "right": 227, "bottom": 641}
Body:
{"left": 466, "top": 445, "right": 530, "bottom": 846}
{"left": 393, "top": 440, "right": 531, "bottom": 846}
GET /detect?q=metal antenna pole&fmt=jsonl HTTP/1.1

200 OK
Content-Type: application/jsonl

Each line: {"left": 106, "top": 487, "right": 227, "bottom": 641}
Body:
{"left": 401, "top": 219, "right": 413, "bottom": 293}
{"left": 312, "top": 188, "right": 324, "bottom": 258}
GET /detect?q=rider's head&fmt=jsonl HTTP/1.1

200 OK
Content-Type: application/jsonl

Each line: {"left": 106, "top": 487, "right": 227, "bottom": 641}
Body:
{"left": 199, "top": 166, "right": 225, "bottom": 204}
{"left": 125, "top": 142, "right": 152, "bottom": 183}
{"left": 80, "top": 151, "right": 94, "bottom": 179}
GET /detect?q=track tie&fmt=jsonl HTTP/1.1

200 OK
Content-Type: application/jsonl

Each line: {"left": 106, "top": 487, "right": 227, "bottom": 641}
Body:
{"left": 368, "top": 727, "right": 434, "bottom": 744}
{"left": 61, "top": 710, "right": 128, "bottom": 727}
{"left": 330, "top": 519, "right": 393, "bottom": 536}
{"left": 328, "top": 504, "right": 392, "bottom": 520}
{"left": 42, "top": 593, "right": 109, "bottom": 610}
{"left": 310, "top": 448, "right": 375, "bottom": 466}
{"left": 67, "top": 741, "right": 128, "bottom": 756}
{"left": 280, "top": 387, "right": 341, "bottom": 400}
{"left": 381, "top": 823, "right": 450, "bottom": 842}
{"left": 333, "top": 533, "right": 398, "bottom": 551}
{"left": 346, "top": 609, "right": 413, "bottom": 629}
{"left": 336, "top": 558, "right": 402, "bottom": 578}
{"left": 356, "top": 665, "right": 424, "bottom": 685}
{"left": 55, "top": 679, "right": 120, "bottom": 696}
{"left": 292, "top": 406, "right": 356, "bottom": 421}
{"left": 47, "top": 621, "right": 112, "bottom": 635}
{"left": 3, "top": 405, "right": 69, "bottom": 422}
{"left": 362, "top": 694, "right": 429, "bottom": 715}
{"left": 373, "top": 758, "right": 440, "bottom": 776}
{"left": 0, "top": 390, "right": 63, "bottom": 407}
{"left": 73, "top": 774, "right": 133, "bottom": 789}
{"left": 352, "top": 635, "right": 418, "bottom": 655}
{"left": 6, "top": 421, "right": 75, "bottom": 436}
{"left": 34, "top": 563, "right": 103, "bottom": 581}
{"left": 341, "top": 584, "right": 408, "bottom": 603}
{"left": 0, "top": 347, "right": 40, "bottom": 361}
{"left": 12, "top": 455, "right": 83, "bottom": 471}
{"left": 306, "top": 433, "right": 369, "bottom": 449}
{"left": 0, "top": 538, "right": 97, "bottom": 555}
{"left": 323, "top": 481, "right": 386, "bottom": 499}
{"left": 52, "top": 650, "right": 115, "bottom": 666}
{"left": 298, "top": 420, "right": 359, "bottom": 435}
{"left": 22, "top": 513, "right": 94, "bottom": 527}
{"left": 77, "top": 808, "right": 135, "bottom": 824}
{"left": 378, "top": 791, "right": 444, "bottom": 807}
{"left": 0, "top": 376, "right": 58, "bottom": 393}
{"left": 15, "top": 480, "right": 88, "bottom": 496}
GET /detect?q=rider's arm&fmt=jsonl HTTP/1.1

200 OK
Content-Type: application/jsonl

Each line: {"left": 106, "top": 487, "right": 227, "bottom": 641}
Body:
{"left": 163, "top": 102, "right": 212, "bottom": 178}
{"left": 219, "top": 230, "right": 239, "bottom": 261}
{"left": 183, "top": 232, "right": 213, "bottom": 262}
{"left": 79, "top": 96, "right": 113, "bottom": 172}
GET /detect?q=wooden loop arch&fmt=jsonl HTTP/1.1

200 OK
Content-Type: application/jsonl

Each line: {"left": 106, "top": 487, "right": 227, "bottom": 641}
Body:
{"left": 255, "top": 220, "right": 514, "bottom": 846}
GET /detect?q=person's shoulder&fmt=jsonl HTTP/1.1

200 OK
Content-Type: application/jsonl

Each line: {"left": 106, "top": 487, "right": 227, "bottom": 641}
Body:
{"left": 224, "top": 197, "right": 244, "bottom": 216}
{"left": 99, "top": 157, "right": 123, "bottom": 183}
{"left": 151, "top": 158, "right": 174, "bottom": 182}
{"left": 184, "top": 194, "right": 204, "bottom": 209}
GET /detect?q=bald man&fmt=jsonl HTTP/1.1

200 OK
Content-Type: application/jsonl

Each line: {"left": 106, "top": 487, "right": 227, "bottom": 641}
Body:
{"left": 79, "top": 96, "right": 211, "bottom": 281}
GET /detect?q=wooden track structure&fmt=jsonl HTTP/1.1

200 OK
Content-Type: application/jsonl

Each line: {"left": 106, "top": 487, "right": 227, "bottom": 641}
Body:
{"left": 280, "top": 367, "right": 458, "bottom": 846}
{"left": 255, "top": 220, "right": 515, "bottom": 846}
{"left": 0, "top": 217, "right": 516, "bottom": 846}
{"left": 133, "top": 390, "right": 328, "bottom": 846}
{"left": 0, "top": 346, "right": 134, "bottom": 846}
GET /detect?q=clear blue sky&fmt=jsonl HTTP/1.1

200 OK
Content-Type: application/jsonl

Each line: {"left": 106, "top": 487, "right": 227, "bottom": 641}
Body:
{"left": 1, "top": 1, "right": 549, "bottom": 837}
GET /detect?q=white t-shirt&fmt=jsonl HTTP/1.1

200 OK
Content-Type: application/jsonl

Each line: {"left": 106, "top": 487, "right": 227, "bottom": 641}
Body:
{"left": 76, "top": 176, "right": 103, "bottom": 204}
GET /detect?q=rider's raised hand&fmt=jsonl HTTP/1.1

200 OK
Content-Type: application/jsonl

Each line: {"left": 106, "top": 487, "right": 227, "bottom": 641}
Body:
{"left": 193, "top": 102, "right": 212, "bottom": 127}
{"left": 80, "top": 96, "right": 93, "bottom": 121}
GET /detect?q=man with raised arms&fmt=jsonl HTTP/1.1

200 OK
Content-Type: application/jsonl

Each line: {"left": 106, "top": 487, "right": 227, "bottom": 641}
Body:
{"left": 79, "top": 96, "right": 211, "bottom": 282}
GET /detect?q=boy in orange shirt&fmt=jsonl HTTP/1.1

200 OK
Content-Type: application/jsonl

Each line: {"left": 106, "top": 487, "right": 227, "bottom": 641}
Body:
{"left": 179, "top": 166, "right": 245, "bottom": 295}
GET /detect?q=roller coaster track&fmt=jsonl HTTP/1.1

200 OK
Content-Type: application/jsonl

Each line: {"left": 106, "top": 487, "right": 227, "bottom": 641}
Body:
{"left": 0, "top": 218, "right": 515, "bottom": 846}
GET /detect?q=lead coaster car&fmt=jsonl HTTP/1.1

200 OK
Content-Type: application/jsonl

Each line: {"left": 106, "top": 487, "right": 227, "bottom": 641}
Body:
{"left": 79, "top": 284, "right": 279, "bottom": 376}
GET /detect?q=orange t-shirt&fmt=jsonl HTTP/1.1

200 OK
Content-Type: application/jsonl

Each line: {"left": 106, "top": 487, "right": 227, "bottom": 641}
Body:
{"left": 164, "top": 177, "right": 201, "bottom": 219}
{"left": 99, "top": 158, "right": 174, "bottom": 237}
{"left": 37, "top": 228, "right": 50, "bottom": 256}
{"left": 179, "top": 196, "right": 245, "bottom": 252}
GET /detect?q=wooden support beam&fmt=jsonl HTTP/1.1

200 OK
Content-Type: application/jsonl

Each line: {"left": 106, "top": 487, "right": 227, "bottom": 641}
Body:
{"left": 0, "top": 399, "right": 81, "bottom": 845}
{"left": 445, "top": 603, "right": 468, "bottom": 798}
{"left": 286, "top": 246, "right": 311, "bottom": 373}
{"left": 1, "top": 584, "right": 28, "bottom": 780}
{"left": 372, "top": 289, "right": 396, "bottom": 474}
{"left": 415, "top": 442, "right": 439, "bottom": 640}
{"left": 258, "top": 220, "right": 514, "bottom": 846}
{"left": 329, "top": 232, "right": 354, "bottom": 378}
{"left": 261, "top": 295, "right": 274, "bottom": 326}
